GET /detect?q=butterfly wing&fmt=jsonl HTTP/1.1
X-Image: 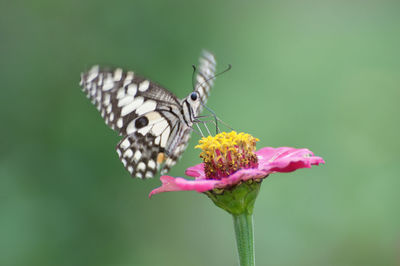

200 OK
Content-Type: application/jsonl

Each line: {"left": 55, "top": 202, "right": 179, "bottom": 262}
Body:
{"left": 116, "top": 133, "right": 162, "bottom": 179}
{"left": 160, "top": 126, "right": 192, "bottom": 175}
{"left": 80, "top": 66, "right": 183, "bottom": 178}
{"left": 80, "top": 66, "right": 181, "bottom": 135}
{"left": 194, "top": 50, "right": 217, "bottom": 114}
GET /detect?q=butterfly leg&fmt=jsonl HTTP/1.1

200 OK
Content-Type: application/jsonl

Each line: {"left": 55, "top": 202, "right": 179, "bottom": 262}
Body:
{"left": 199, "top": 104, "right": 219, "bottom": 134}
{"left": 195, "top": 116, "right": 235, "bottom": 134}
{"left": 193, "top": 123, "right": 205, "bottom": 137}
{"left": 197, "top": 105, "right": 234, "bottom": 134}
{"left": 193, "top": 119, "right": 216, "bottom": 136}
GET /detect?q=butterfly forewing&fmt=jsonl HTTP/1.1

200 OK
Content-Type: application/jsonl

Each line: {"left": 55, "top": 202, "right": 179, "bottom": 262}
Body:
{"left": 195, "top": 50, "right": 216, "bottom": 113}
{"left": 80, "top": 50, "right": 217, "bottom": 178}
{"left": 80, "top": 66, "right": 181, "bottom": 136}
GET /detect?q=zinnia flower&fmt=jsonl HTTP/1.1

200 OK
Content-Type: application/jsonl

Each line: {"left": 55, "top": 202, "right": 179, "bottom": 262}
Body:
{"left": 150, "top": 131, "right": 324, "bottom": 202}
{"left": 150, "top": 131, "right": 324, "bottom": 266}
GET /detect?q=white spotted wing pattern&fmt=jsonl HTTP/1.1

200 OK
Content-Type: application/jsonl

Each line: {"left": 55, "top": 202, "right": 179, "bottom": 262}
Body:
{"left": 79, "top": 51, "right": 217, "bottom": 178}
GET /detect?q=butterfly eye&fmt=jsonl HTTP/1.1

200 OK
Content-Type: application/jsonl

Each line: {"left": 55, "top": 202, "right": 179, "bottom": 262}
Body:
{"left": 190, "top": 92, "right": 198, "bottom": 101}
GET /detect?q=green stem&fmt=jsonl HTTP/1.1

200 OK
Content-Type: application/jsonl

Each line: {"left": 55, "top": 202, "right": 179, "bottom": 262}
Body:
{"left": 233, "top": 213, "right": 255, "bottom": 266}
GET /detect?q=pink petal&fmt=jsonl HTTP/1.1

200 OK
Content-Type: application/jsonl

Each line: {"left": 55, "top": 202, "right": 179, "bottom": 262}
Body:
{"left": 149, "top": 175, "right": 219, "bottom": 198}
{"left": 214, "top": 168, "right": 268, "bottom": 188}
{"left": 256, "top": 147, "right": 325, "bottom": 173}
{"left": 185, "top": 163, "right": 206, "bottom": 178}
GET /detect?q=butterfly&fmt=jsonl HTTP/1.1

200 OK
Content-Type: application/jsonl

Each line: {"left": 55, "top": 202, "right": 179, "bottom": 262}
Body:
{"left": 79, "top": 50, "right": 216, "bottom": 178}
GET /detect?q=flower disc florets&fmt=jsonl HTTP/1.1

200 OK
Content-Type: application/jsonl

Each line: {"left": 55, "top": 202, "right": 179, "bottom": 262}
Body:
{"left": 195, "top": 131, "right": 259, "bottom": 179}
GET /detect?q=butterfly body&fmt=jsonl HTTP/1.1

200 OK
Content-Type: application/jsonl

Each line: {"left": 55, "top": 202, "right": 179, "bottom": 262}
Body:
{"left": 80, "top": 51, "right": 216, "bottom": 178}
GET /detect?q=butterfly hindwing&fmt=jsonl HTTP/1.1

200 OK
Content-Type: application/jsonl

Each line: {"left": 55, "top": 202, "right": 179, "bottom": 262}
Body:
{"left": 160, "top": 127, "right": 192, "bottom": 174}
{"left": 116, "top": 133, "right": 161, "bottom": 179}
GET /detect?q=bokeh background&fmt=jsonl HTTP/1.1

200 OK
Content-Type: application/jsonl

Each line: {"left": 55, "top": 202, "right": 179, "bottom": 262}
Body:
{"left": 1, "top": 0, "right": 399, "bottom": 265}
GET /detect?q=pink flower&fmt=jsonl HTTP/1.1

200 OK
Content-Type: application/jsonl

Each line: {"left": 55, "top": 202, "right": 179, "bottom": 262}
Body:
{"left": 150, "top": 146, "right": 325, "bottom": 198}
{"left": 149, "top": 131, "right": 324, "bottom": 266}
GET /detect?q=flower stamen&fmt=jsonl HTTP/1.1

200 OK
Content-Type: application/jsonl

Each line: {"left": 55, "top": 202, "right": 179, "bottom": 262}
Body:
{"left": 196, "top": 131, "right": 259, "bottom": 179}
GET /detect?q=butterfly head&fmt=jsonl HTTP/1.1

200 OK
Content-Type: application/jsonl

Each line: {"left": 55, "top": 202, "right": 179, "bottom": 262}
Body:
{"left": 186, "top": 91, "right": 202, "bottom": 115}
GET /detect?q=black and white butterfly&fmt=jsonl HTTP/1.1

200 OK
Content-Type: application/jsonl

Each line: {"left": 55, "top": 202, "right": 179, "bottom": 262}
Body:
{"left": 79, "top": 51, "right": 216, "bottom": 178}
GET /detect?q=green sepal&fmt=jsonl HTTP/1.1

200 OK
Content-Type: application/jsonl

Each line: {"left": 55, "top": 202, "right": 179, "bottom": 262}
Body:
{"left": 203, "top": 179, "right": 262, "bottom": 215}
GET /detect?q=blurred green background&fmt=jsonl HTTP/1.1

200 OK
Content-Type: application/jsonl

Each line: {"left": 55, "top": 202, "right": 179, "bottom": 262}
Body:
{"left": 1, "top": 0, "right": 399, "bottom": 265}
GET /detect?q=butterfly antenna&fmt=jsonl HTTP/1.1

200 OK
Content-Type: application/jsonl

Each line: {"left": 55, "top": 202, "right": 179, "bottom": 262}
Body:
{"left": 193, "top": 64, "right": 232, "bottom": 92}
{"left": 191, "top": 65, "right": 197, "bottom": 90}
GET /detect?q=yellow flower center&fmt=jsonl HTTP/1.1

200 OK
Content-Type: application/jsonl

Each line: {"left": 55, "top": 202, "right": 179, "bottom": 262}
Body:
{"left": 195, "top": 131, "right": 259, "bottom": 179}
